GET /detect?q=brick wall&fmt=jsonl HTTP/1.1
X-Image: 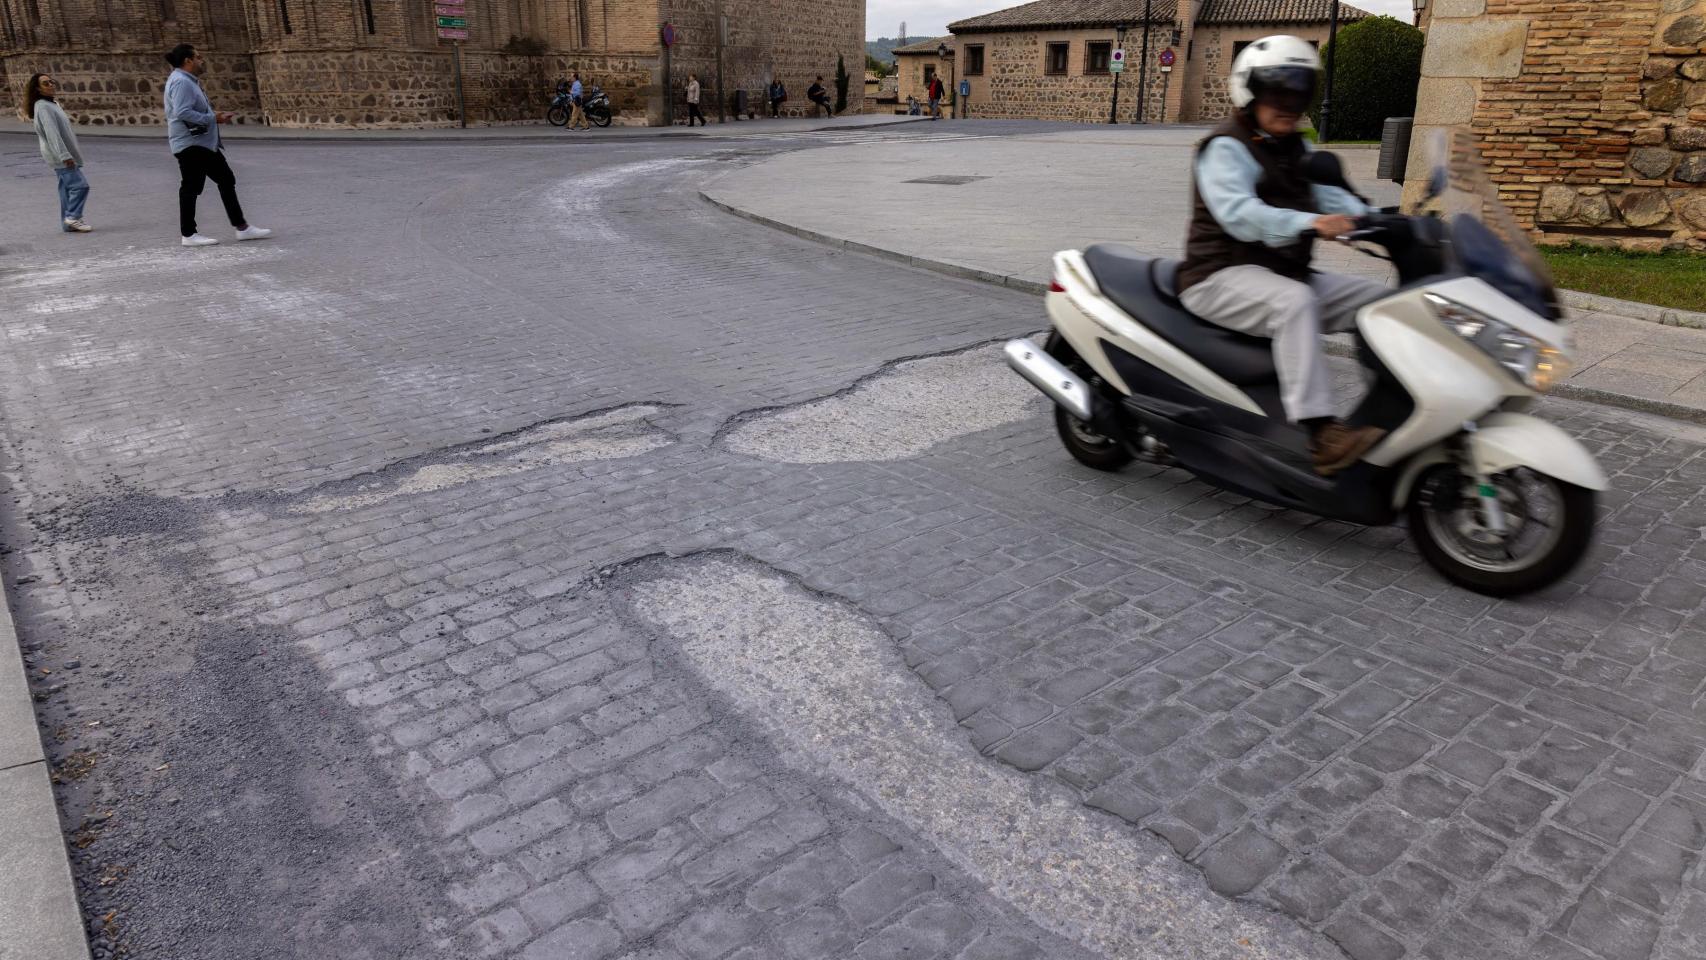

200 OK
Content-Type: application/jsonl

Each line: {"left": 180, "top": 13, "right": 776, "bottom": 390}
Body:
{"left": 0, "top": 0, "right": 861, "bottom": 127}
{"left": 1407, "top": 0, "right": 1706, "bottom": 250}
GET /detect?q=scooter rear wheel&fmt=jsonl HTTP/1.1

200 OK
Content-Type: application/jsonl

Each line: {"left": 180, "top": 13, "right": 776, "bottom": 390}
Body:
{"left": 1406, "top": 465, "right": 1595, "bottom": 597}
{"left": 1054, "top": 406, "right": 1134, "bottom": 471}
{"left": 1044, "top": 333, "right": 1133, "bottom": 472}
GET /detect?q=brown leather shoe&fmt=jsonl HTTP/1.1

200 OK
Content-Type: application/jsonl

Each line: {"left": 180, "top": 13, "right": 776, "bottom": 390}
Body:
{"left": 1311, "top": 421, "right": 1387, "bottom": 477}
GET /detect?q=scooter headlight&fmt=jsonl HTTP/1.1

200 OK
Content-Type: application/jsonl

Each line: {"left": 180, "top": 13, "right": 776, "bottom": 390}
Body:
{"left": 1425, "top": 293, "right": 1569, "bottom": 392}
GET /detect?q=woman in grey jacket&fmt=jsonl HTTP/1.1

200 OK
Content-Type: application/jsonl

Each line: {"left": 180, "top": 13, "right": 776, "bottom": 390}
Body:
{"left": 25, "top": 73, "right": 92, "bottom": 233}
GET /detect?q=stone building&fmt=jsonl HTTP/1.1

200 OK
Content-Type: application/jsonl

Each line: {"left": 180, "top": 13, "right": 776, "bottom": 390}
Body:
{"left": 945, "top": 0, "right": 1372, "bottom": 125}
{"left": 892, "top": 35, "right": 953, "bottom": 111}
{"left": 0, "top": 0, "right": 862, "bottom": 127}
{"left": 1409, "top": 0, "right": 1706, "bottom": 250}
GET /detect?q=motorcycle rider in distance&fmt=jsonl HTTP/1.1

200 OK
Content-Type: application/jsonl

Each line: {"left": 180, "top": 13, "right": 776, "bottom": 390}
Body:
{"left": 1176, "top": 35, "right": 1388, "bottom": 476}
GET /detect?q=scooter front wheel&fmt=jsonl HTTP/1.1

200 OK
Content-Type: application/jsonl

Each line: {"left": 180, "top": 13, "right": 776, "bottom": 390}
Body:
{"left": 1406, "top": 465, "right": 1595, "bottom": 597}
{"left": 548, "top": 105, "right": 570, "bottom": 126}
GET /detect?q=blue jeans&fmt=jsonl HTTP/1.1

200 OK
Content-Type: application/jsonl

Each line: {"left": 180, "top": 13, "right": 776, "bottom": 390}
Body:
{"left": 55, "top": 165, "right": 89, "bottom": 225}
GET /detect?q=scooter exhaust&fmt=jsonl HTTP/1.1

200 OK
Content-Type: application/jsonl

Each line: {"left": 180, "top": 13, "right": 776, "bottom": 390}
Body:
{"left": 1004, "top": 339, "right": 1093, "bottom": 422}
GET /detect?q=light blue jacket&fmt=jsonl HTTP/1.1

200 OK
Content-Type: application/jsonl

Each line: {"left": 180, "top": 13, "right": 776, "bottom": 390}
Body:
{"left": 1196, "top": 136, "right": 1368, "bottom": 248}
{"left": 164, "top": 68, "right": 220, "bottom": 154}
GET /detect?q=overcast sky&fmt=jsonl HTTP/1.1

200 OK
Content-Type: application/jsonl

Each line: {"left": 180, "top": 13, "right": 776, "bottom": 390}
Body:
{"left": 867, "top": 0, "right": 1416, "bottom": 41}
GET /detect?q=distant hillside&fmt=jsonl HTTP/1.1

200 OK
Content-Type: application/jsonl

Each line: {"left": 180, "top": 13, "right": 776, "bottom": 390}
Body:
{"left": 865, "top": 37, "right": 917, "bottom": 66}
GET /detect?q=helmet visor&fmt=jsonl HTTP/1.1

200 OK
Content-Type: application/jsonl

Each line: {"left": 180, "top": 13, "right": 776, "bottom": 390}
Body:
{"left": 1248, "top": 65, "right": 1318, "bottom": 114}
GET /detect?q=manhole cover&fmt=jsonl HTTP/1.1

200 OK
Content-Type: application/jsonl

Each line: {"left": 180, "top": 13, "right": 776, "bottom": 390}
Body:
{"left": 903, "top": 174, "right": 989, "bottom": 185}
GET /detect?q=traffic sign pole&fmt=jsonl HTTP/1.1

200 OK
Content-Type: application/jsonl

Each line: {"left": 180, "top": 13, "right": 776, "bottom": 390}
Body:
{"left": 1108, "top": 25, "right": 1127, "bottom": 126}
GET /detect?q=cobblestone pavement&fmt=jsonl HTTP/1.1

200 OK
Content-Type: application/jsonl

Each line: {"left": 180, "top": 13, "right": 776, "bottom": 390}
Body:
{"left": 0, "top": 128, "right": 1704, "bottom": 960}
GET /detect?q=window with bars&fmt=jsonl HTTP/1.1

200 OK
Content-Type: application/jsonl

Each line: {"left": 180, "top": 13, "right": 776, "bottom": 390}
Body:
{"left": 1085, "top": 41, "right": 1111, "bottom": 74}
{"left": 1045, "top": 42, "right": 1069, "bottom": 76}
{"left": 964, "top": 44, "right": 984, "bottom": 76}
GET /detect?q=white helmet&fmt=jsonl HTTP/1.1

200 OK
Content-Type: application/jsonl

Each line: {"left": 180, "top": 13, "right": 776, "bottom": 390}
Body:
{"left": 1229, "top": 35, "right": 1322, "bottom": 112}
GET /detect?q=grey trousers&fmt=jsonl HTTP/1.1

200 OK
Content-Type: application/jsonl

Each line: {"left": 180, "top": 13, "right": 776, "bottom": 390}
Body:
{"left": 1179, "top": 265, "right": 1389, "bottom": 423}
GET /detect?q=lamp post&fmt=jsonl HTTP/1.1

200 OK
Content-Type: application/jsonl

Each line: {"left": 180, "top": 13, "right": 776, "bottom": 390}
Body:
{"left": 1135, "top": 0, "right": 1153, "bottom": 122}
{"left": 1319, "top": 0, "right": 1341, "bottom": 142}
{"left": 938, "top": 41, "right": 956, "bottom": 118}
{"left": 1109, "top": 24, "right": 1127, "bottom": 125}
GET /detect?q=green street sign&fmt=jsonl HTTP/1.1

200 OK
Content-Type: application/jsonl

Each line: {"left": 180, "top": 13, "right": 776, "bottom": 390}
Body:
{"left": 436, "top": 16, "right": 466, "bottom": 27}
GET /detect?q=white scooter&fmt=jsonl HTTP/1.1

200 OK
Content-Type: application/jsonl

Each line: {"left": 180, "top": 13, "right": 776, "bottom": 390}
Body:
{"left": 1005, "top": 132, "right": 1606, "bottom": 596}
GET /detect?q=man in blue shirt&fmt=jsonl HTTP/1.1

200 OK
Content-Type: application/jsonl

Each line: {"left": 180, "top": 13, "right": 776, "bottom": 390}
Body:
{"left": 567, "top": 73, "right": 590, "bottom": 131}
{"left": 1176, "top": 36, "right": 1387, "bottom": 476}
{"left": 164, "top": 43, "right": 270, "bottom": 247}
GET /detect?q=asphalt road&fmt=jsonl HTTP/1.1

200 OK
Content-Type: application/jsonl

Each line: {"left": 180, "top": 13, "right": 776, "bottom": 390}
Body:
{"left": 1, "top": 124, "right": 1705, "bottom": 960}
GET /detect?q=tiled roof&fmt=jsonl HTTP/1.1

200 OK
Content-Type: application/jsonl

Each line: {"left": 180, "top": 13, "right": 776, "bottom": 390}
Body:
{"left": 892, "top": 35, "right": 955, "bottom": 54}
{"left": 950, "top": 1, "right": 1179, "bottom": 33}
{"left": 1198, "top": 0, "right": 1374, "bottom": 24}
{"left": 948, "top": 0, "right": 1372, "bottom": 33}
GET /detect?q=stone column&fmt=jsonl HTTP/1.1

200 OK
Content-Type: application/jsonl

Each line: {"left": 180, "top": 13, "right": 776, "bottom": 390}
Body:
{"left": 1400, "top": 0, "right": 1526, "bottom": 211}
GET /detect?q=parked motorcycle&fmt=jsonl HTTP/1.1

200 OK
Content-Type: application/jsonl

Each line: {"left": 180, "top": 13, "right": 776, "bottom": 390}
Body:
{"left": 547, "top": 80, "right": 613, "bottom": 128}
{"left": 1005, "top": 130, "right": 1605, "bottom": 596}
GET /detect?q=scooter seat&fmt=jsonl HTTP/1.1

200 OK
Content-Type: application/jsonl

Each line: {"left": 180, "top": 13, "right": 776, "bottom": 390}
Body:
{"left": 1081, "top": 244, "right": 1277, "bottom": 386}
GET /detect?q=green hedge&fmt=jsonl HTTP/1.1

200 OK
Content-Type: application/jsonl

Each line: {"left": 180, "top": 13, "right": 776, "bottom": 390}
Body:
{"left": 1309, "top": 15, "right": 1424, "bottom": 142}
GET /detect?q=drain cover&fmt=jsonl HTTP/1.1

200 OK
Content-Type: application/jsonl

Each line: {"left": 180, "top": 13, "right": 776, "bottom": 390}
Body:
{"left": 904, "top": 174, "right": 989, "bottom": 185}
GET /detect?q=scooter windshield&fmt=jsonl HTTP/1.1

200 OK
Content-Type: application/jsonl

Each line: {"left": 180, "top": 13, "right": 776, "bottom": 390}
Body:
{"left": 1419, "top": 129, "right": 1563, "bottom": 321}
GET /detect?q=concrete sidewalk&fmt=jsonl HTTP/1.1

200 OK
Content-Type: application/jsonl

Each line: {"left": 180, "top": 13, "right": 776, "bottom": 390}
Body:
{"left": 0, "top": 582, "right": 89, "bottom": 960}
{"left": 0, "top": 111, "right": 924, "bottom": 144}
{"left": 702, "top": 125, "right": 1706, "bottom": 423}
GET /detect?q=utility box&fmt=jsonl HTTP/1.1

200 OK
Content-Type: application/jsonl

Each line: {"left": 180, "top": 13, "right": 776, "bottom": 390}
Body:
{"left": 732, "top": 88, "right": 748, "bottom": 119}
{"left": 1378, "top": 117, "right": 1414, "bottom": 184}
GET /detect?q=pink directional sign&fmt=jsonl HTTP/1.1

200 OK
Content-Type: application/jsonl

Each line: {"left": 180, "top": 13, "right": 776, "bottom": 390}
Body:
{"left": 435, "top": 3, "right": 465, "bottom": 14}
{"left": 437, "top": 27, "right": 468, "bottom": 40}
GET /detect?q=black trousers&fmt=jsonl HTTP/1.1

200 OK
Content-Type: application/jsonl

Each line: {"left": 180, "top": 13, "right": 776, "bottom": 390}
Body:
{"left": 175, "top": 146, "right": 246, "bottom": 237}
{"left": 687, "top": 103, "right": 706, "bottom": 125}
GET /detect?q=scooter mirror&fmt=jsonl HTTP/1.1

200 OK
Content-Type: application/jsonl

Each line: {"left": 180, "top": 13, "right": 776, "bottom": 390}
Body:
{"left": 1304, "top": 151, "right": 1351, "bottom": 191}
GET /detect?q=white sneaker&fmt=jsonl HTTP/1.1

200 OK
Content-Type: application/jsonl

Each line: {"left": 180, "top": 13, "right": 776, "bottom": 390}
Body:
{"left": 234, "top": 225, "right": 273, "bottom": 241}
{"left": 182, "top": 233, "right": 220, "bottom": 247}
{"left": 63, "top": 219, "right": 92, "bottom": 233}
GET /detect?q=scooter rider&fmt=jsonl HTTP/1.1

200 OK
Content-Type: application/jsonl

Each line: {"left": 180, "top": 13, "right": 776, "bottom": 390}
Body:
{"left": 1177, "top": 35, "right": 1388, "bottom": 476}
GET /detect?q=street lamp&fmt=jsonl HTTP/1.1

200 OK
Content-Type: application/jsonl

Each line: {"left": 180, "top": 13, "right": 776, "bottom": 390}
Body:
{"left": 938, "top": 41, "right": 957, "bottom": 118}
{"left": 1319, "top": 0, "right": 1342, "bottom": 142}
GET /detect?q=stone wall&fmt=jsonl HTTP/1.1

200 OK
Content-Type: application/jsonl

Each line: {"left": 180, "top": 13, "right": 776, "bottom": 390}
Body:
{"left": 658, "top": 0, "right": 864, "bottom": 124}
{"left": 955, "top": 27, "right": 1177, "bottom": 124}
{"left": 0, "top": 0, "right": 862, "bottom": 127}
{"left": 1181, "top": 22, "right": 1336, "bottom": 122}
{"left": 1408, "top": 0, "right": 1706, "bottom": 250}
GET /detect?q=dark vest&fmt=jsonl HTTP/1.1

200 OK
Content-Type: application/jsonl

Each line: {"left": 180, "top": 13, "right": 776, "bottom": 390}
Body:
{"left": 1177, "top": 114, "right": 1316, "bottom": 294}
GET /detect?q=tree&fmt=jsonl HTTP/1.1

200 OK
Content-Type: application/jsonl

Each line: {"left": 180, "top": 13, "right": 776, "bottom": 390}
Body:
{"left": 834, "top": 55, "right": 850, "bottom": 114}
{"left": 865, "top": 53, "right": 888, "bottom": 78}
{"left": 1308, "top": 15, "right": 1424, "bottom": 142}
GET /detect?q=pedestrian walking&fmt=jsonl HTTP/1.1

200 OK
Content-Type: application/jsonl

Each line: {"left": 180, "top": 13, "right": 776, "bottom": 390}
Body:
{"left": 164, "top": 44, "right": 269, "bottom": 247}
{"left": 686, "top": 73, "right": 706, "bottom": 126}
{"left": 807, "top": 76, "right": 833, "bottom": 118}
{"left": 928, "top": 75, "right": 944, "bottom": 120}
{"left": 768, "top": 78, "right": 787, "bottom": 117}
{"left": 568, "top": 73, "right": 590, "bottom": 130}
{"left": 25, "top": 73, "right": 92, "bottom": 233}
